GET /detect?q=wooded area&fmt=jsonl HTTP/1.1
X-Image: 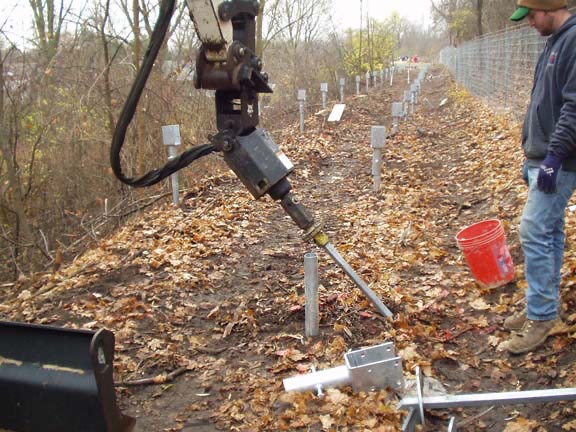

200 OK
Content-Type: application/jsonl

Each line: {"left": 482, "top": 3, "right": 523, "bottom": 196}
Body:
{"left": 5, "top": 1, "right": 576, "bottom": 430}
{"left": 0, "top": 0, "right": 558, "bottom": 282}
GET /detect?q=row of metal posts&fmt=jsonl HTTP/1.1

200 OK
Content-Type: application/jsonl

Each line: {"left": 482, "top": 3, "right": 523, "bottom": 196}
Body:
{"left": 157, "top": 65, "right": 421, "bottom": 206}
{"left": 290, "top": 61, "right": 576, "bottom": 431}
{"left": 298, "top": 67, "right": 399, "bottom": 133}
{"left": 301, "top": 66, "right": 402, "bottom": 337}
{"left": 304, "top": 65, "right": 428, "bottom": 337}
{"left": 371, "top": 66, "right": 429, "bottom": 192}
{"left": 155, "top": 66, "right": 428, "bottom": 336}
{"left": 158, "top": 66, "right": 405, "bottom": 206}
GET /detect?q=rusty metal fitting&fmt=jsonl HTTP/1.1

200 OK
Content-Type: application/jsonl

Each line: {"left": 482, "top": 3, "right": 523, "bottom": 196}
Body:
{"left": 303, "top": 219, "right": 325, "bottom": 243}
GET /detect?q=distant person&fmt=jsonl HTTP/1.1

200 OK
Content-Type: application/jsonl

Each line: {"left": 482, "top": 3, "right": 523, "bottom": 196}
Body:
{"left": 413, "top": 55, "right": 418, "bottom": 63}
{"left": 502, "top": 0, "right": 576, "bottom": 354}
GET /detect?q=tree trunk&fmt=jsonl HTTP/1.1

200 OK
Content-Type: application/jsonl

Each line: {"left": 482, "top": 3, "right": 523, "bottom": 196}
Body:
{"left": 359, "top": 0, "right": 363, "bottom": 73}
{"left": 100, "top": 0, "right": 115, "bottom": 137}
{"left": 29, "top": 0, "right": 67, "bottom": 66}
{"left": 0, "top": 49, "right": 37, "bottom": 277}
{"left": 477, "top": 0, "right": 483, "bottom": 36}
{"left": 256, "top": 0, "right": 265, "bottom": 57}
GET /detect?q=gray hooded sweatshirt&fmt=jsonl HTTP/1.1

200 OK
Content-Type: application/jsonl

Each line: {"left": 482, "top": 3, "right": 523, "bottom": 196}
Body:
{"left": 523, "top": 14, "right": 576, "bottom": 171}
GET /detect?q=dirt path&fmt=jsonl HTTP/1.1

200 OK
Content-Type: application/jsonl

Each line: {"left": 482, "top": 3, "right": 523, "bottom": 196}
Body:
{"left": 3, "top": 65, "right": 576, "bottom": 431}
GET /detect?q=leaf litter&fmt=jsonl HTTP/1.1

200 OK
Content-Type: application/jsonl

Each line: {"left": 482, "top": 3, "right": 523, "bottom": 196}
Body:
{"left": 2, "top": 66, "right": 576, "bottom": 430}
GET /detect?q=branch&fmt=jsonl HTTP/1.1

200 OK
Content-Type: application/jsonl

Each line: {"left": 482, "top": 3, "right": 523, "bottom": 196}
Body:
{"left": 116, "top": 367, "right": 191, "bottom": 387}
{"left": 430, "top": 0, "right": 450, "bottom": 22}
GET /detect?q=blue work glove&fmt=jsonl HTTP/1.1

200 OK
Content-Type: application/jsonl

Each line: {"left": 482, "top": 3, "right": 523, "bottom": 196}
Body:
{"left": 521, "top": 160, "right": 530, "bottom": 186}
{"left": 537, "top": 153, "right": 563, "bottom": 193}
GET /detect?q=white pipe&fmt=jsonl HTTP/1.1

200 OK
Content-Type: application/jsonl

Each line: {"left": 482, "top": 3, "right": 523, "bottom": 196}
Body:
{"left": 283, "top": 365, "right": 350, "bottom": 392}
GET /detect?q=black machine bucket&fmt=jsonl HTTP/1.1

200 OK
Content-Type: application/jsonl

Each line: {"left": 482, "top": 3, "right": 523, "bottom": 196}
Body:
{"left": 0, "top": 320, "right": 135, "bottom": 432}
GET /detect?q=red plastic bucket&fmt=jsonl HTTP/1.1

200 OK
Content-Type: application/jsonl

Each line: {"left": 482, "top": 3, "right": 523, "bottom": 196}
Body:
{"left": 455, "top": 219, "right": 515, "bottom": 289}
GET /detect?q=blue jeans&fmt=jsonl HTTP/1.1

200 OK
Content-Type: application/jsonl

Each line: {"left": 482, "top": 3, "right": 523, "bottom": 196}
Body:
{"left": 520, "top": 165, "right": 576, "bottom": 321}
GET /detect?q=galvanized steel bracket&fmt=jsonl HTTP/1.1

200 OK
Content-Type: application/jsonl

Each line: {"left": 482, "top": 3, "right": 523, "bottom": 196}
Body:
{"left": 283, "top": 342, "right": 404, "bottom": 393}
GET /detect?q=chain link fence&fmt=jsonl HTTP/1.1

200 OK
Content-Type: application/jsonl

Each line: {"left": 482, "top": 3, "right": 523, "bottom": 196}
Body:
{"left": 439, "top": 22, "right": 550, "bottom": 120}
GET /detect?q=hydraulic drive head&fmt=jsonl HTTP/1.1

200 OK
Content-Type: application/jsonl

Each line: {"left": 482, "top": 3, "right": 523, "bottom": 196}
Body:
{"left": 211, "top": 128, "right": 319, "bottom": 233}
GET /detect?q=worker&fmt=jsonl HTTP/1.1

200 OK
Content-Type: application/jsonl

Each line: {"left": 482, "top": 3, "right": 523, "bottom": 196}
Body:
{"left": 503, "top": 0, "right": 576, "bottom": 354}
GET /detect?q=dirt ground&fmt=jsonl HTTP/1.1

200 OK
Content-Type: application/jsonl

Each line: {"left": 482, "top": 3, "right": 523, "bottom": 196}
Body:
{"left": 3, "top": 64, "right": 576, "bottom": 431}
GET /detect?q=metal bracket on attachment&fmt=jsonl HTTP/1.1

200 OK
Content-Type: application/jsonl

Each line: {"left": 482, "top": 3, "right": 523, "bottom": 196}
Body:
{"left": 283, "top": 342, "right": 404, "bottom": 393}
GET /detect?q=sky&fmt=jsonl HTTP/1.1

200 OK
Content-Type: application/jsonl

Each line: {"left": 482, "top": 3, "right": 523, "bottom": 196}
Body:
{"left": 0, "top": 0, "right": 434, "bottom": 49}
{"left": 1, "top": 1, "right": 35, "bottom": 48}
{"left": 331, "top": 0, "right": 433, "bottom": 29}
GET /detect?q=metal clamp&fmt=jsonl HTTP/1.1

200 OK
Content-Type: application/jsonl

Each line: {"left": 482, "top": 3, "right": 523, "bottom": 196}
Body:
{"left": 283, "top": 342, "right": 404, "bottom": 393}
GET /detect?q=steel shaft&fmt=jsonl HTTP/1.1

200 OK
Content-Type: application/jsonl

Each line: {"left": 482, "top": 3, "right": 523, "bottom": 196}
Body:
{"left": 399, "top": 387, "right": 576, "bottom": 410}
{"left": 322, "top": 242, "right": 393, "bottom": 317}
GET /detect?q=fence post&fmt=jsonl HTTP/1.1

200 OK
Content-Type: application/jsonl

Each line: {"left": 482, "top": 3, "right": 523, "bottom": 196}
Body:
{"left": 298, "top": 89, "right": 306, "bottom": 132}
{"left": 391, "top": 102, "right": 403, "bottom": 135}
{"left": 161, "top": 125, "right": 181, "bottom": 206}
{"left": 404, "top": 91, "right": 411, "bottom": 118}
{"left": 304, "top": 252, "right": 319, "bottom": 337}
{"left": 320, "top": 83, "right": 328, "bottom": 110}
{"left": 411, "top": 83, "right": 418, "bottom": 112}
{"left": 371, "top": 126, "right": 386, "bottom": 192}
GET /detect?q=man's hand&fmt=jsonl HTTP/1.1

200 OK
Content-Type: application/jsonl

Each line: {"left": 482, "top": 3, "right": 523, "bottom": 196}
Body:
{"left": 537, "top": 153, "right": 563, "bottom": 193}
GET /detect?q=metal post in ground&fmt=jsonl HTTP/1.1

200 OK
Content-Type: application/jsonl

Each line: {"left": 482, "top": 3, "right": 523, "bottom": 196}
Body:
{"left": 339, "top": 77, "right": 345, "bottom": 103}
{"left": 391, "top": 102, "right": 403, "bottom": 135}
{"left": 355, "top": 75, "right": 361, "bottom": 95}
{"left": 365, "top": 71, "right": 370, "bottom": 93}
{"left": 298, "top": 89, "right": 306, "bottom": 132}
{"left": 304, "top": 252, "right": 319, "bottom": 337}
{"left": 370, "top": 126, "right": 386, "bottom": 192}
{"left": 320, "top": 83, "right": 328, "bottom": 110}
{"left": 404, "top": 91, "right": 411, "bottom": 118}
{"left": 411, "top": 83, "right": 419, "bottom": 108}
{"left": 161, "top": 125, "right": 181, "bottom": 205}
{"left": 389, "top": 66, "right": 394, "bottom": 86}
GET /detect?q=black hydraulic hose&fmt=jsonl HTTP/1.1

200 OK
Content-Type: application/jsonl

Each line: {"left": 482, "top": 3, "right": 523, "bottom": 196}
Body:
{"left": 110, "top": 0, "right": 216, "bottom": 188}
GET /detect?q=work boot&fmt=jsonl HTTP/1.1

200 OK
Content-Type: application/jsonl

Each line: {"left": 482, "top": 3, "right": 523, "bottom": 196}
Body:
{"left": 503, "top": 318, "right": 562, "bottom": 354}
{"left": 503, "top": 311, "right": 526, "bottom": 331}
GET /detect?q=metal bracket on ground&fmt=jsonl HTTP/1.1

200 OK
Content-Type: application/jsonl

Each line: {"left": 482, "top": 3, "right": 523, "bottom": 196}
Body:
{"left": 283, "top": 342, "right": 404, "bottom": 393}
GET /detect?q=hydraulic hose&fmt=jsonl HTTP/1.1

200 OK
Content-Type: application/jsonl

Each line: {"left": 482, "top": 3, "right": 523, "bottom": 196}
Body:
{"left": 110, "top": 0, "right": 216, "bottom": 188}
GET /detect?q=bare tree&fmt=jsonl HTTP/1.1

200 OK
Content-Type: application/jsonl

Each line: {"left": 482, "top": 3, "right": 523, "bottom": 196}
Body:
{"left": 0, "top": 45, "right": 42, "bottom": 277}
{"left": 29, "top": 0, "right": 73, "bottom": 65}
